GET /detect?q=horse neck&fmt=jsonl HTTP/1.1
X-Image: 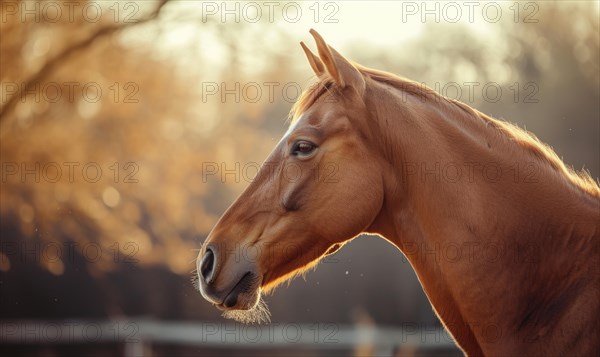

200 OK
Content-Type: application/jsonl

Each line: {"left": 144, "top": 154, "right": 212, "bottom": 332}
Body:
{"left": 366, "top": 88, "right": 599, "bottom": 355}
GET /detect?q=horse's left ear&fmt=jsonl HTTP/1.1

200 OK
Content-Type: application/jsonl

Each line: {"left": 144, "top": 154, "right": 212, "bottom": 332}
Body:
{"left": 300, "top": 41, "right": 325, "bottom": 76}
{"left": 309, "top": 29, "right": 366, "bottom": 96}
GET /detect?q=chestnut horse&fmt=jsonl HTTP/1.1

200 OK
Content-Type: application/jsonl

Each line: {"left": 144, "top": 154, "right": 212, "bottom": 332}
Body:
{"left": 196, "top": 30, "right": 599, "bottom": 356}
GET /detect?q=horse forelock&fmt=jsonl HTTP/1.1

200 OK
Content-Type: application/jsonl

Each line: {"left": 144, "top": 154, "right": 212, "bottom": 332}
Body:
{"left": 289, "top": 77, "right": 336, "bottom": 123}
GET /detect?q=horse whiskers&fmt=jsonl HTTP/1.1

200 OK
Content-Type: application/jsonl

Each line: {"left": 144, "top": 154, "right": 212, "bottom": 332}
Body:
{"left": 190, "top": 270, "right": 200, "bottom": 291}
{"left": 221, "top": 296, "right": 271, "bottom": 325}
{"left": 189, "top": 250, "right": 202, "bottom": 291}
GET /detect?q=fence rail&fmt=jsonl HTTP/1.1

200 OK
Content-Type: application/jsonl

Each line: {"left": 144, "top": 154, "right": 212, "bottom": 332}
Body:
{"left": 0, "top": 319, "right": 460, "bottom": 356}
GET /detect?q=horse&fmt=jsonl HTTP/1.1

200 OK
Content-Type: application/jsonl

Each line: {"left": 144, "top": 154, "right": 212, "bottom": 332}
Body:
{"left": 196, "top": 29, "right": 599, "bottom": 356}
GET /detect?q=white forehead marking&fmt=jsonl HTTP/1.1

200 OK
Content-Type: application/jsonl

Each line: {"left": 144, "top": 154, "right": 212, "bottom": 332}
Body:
{"left": 281, "top": 113, "right": 304, "bottom": 142}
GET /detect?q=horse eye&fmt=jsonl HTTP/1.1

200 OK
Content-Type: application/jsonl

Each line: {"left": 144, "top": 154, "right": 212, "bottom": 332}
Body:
{"left": 291, "top": 140, "right": 317, "bottom": 157}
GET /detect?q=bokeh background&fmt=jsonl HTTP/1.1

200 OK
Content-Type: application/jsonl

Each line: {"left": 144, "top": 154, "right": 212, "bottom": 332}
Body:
{"left": 1, "top": 1, "right": 598, "bottom": 356}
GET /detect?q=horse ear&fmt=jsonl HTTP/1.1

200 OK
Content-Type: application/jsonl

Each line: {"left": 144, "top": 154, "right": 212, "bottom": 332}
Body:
{"left": 309, "top": 29, "right": 365, "bottom": 96}
{"left": 300, "top": 41, "right": 325, "bottom": 76}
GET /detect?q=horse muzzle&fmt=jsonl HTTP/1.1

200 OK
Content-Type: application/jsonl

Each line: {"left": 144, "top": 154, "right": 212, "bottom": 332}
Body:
{"left": 197, "top": 244, "right": 262, "bottom": 310}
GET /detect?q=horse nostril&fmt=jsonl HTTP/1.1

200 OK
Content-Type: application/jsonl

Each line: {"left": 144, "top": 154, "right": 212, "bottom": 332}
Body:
{"left": 200, "top": 248, "right": 216, "bottom": 284}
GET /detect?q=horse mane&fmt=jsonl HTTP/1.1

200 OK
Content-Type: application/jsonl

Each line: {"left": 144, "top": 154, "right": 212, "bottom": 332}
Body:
{"left": 290, "top": 64, "right": 600, "bottom": 197}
